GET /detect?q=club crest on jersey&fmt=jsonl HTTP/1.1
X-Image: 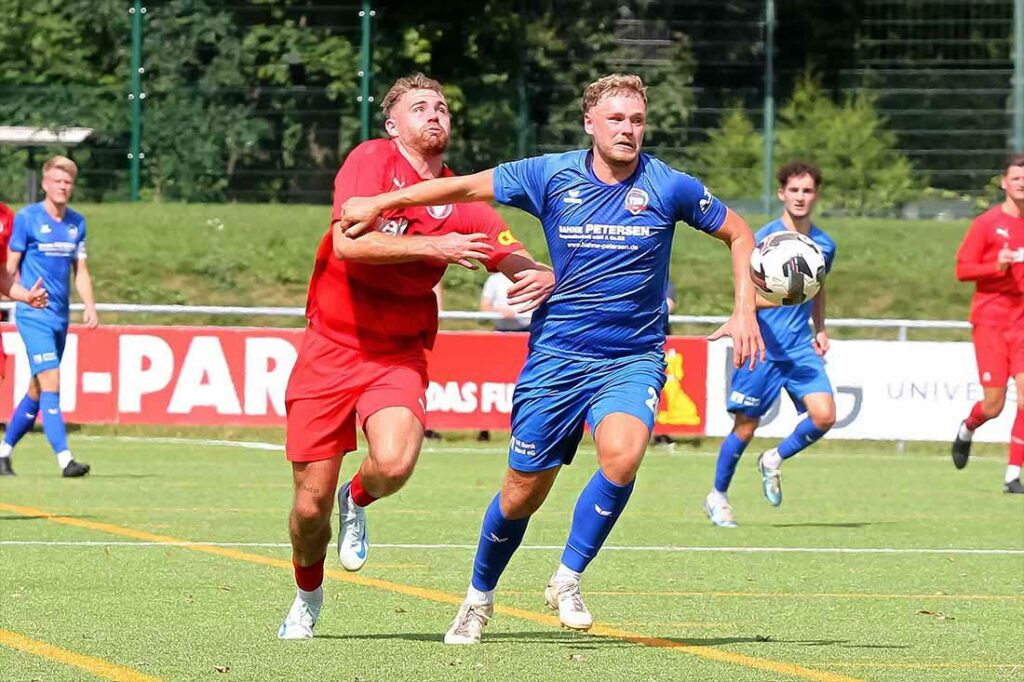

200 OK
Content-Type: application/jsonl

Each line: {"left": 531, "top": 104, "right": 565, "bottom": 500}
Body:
{"left": 624, "top": 188, "right": 649, "bottom": 215}
{"left": 426, "top": 204, "right": 453, "bottom": 220}
{"left": 68, "top": 227, "right": 78, "bottom": 238}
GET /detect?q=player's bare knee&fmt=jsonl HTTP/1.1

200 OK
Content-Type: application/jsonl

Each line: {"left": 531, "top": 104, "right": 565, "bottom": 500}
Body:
{"left": 733, "top": 415, "right": 759, "bottom": 441}
{"left": 810, "top": 409, "right": 836, "bottom": 432}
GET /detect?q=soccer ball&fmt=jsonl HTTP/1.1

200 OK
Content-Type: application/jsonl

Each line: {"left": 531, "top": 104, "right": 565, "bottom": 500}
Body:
{"left": 749, "top": 231, "right": 826, "bottom": 306}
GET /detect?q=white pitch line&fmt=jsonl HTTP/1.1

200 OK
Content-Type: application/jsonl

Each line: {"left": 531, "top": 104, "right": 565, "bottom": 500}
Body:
{"left": 1, "top": 540, "right": 1021, "bottom": 555}
{"left": 79, "top": 435, "right": 284, "bottom": 451}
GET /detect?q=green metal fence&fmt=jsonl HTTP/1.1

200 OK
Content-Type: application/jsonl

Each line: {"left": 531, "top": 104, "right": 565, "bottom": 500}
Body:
{"left": 0, "top": 0, "right": 1019, "bottom": 213}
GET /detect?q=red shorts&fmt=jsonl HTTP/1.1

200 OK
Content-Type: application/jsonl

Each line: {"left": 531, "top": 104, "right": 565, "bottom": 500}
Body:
{"left": 285, "top": 326, "right": 428, "bottom": 462}
{"left": 972, "top": 325, "right": 1024, "bottom": 387}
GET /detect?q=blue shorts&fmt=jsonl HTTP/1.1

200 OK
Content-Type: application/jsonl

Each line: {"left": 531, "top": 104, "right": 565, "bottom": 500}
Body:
{"left": 727, "top": 352, "right": 832, "bottom": 418}
{"left": 17, "top": 315, "right": 68, "bottom": 376}
{"left": 507, "top": 350, "right": 667, "bottom": 473}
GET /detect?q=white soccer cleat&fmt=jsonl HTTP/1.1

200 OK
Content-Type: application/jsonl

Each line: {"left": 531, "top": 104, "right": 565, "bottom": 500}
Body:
{"left": 337, "top": 482, "right": 368, "bottom": 572}
{"left": 277, "top": 590, "right": 322, "bottom": 640}
{"left": 544, "top": 577, "right": 593, "bottom": 631}
{"left": 443, "top": 602, "right": 493, "bottom": 645}
{"left": 703, "top": 494, "right": 738, "bottom": 528}
{"left": 757, "top": 452, "right": 783, "bottom": 507}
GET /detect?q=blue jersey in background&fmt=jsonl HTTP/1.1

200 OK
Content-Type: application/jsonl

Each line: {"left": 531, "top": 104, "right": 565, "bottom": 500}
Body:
{"left": 755, "top": 219, "right": 836, "bottom": 360}
{"left": 10, "top": 202, "right": 87, "bottom": 329}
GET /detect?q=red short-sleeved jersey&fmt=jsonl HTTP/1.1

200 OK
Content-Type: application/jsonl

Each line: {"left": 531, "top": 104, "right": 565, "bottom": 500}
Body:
{"left": 306, "top": 139, "right": 523, "bottom": 353}
{"left": 956, "top": 206, "right": 1024, "bottom": 329}
{"left": 0, "top": 201, "right": 13, "bottom": 265}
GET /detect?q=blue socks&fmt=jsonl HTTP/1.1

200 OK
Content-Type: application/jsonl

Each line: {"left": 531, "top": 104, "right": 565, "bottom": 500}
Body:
{"left": 713, "top": 432, "right": 750, "bottom": 493}
{"left": 4, "top": 395, "right": 40, "bottom": 448}
{"left": 778, "top": 417, "right": 828, "bottom": 459}
{"left": 471, "top": 494, "right": 530, "bottom": 592}
{"left": 39, "top": 392, "right": 69, "bottom": 456}
{"left": 561, "top": 470, "right": 634, "bottom": 573}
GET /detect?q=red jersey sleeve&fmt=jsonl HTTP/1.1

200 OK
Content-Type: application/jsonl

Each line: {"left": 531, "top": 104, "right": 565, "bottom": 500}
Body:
{"left": 451, "top": 202, "right": 525, "bottom": 271}
{"left": 330, "top": 139, "right": 393, "bottom": 223}
{"left": 956, "top": 217, "right": 1005, "bottom": 282}
{"left": 0, "top": 202, "right": 13, "bottom": 265}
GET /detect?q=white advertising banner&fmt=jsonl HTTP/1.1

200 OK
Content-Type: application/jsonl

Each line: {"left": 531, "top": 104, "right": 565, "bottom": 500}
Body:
{"left": 706, "top": 340, "right": 1019, "bottom": 443}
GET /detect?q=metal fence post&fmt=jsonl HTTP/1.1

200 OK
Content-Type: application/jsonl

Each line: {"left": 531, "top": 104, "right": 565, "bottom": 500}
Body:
{"left": 358, "top": 2, "right": 375, "bottom": 142}
{"left": 1015, "top": 0, "right": 1024, "bottom": 151}
{"left": 762, "top": 0, "right": 775, "bottom": 216}
{"left": 128, "top": 1, "right": 145, "bottom": 202}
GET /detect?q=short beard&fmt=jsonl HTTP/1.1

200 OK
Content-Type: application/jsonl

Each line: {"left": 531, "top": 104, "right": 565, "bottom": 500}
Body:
{"left": 412, "top": 129, "right": 449, "bottom": 157}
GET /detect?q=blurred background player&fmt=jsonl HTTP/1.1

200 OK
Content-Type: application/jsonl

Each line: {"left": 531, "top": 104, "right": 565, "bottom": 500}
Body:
{"left": 278, "top": 74, "right": 554, "bottom": 639}
{"left": 704, "top": 162, "right": 836, "bottom": 528}
{"left": 0, "top": 156, "right": 95, "bottom": 478}
{"left": 341, "top": 73, "right": 763, "bottom": 644}
{"left": 952, "top": 154, "right": 1024, "bottom": 493}
{"left": 477, "top": 271, "right": 532, "bottom": 442}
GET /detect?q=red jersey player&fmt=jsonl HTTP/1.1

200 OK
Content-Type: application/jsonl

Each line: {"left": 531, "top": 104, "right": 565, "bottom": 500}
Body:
{"left": 0, "top": 200, "right": 49, "bottom": 477}
{"left": 952, "top": 154, "right": 1024, "bottom": 493}
{"left": 278, "top": 74, "right": 555, "bottom": 638}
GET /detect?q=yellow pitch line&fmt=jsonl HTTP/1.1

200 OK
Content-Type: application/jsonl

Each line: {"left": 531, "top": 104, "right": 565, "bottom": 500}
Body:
{"left": 502, "top": 589, "right": 1024, "bottom": 601}
{"left": 0, "top": 502, "right": 858, "bottom": 682}
{"left": 0, "top": 628, "right": 160, "bottom": 682}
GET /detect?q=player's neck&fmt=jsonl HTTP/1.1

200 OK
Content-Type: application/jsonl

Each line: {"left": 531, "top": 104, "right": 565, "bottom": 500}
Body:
{"left": 781, "top": 212, "right": 812, "bottom": 233}
{"left": 1001, "top": 197, "right": 1024, "bottom": 219}
{"left": 589, "top": 150, "right": 638, "bottom": 184}
{"left": 42, "top": 197, "right": 67, "bottom": 221}
{"left": 394, "top": 140, "right": 444, "bottom": 179}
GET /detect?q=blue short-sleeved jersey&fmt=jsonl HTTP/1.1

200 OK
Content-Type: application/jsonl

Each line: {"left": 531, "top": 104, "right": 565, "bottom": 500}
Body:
{"left": 755, "top": 220, "right": 836, "bottom": 360}
{"left": 493, "top": 150, "right": 726, "bottom": 360}
{"left": 10, "top": 202, "right": 87, "bottom": 328}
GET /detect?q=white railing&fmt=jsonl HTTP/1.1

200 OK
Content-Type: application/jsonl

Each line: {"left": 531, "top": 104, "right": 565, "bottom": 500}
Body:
{"left": 0, "top": 302, "right": 970, "bottom": 341}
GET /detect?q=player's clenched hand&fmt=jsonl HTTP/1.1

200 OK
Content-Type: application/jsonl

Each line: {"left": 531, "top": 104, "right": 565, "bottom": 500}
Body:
{"left": 83, "top": 304, "right": 99, "bottom": 329}
{"left": 24, "top": 277, "right": 48, "bottom": 309}
{"left": 997, "top": 246, "right": 1014, "bottom": 271}
{"left": 427, "top": 232, "right": 494, "bottom": 270}
{"left": 506, "top": 268, "right": 555, "bottom": 313}
{"left": 340, "top": 196, "right": 383, "bottom": 238}
{"left": 708, "top": 309, "right": 765, "bottom": 370}
{"left": 813, "top": 330, "right": 830, "bottom": 357}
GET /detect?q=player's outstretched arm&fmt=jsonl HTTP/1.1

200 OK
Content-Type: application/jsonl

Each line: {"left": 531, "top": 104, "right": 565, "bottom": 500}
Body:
{"left": 707, "top": 208, "right": 765, "bottom": 369}
{"left": 332, "top": 222, "right": 494, "bottom": 270}
{"left": 496, "top": 250, "right": 555, "bottom": 314}
{"left": 341, "top": 170, "right": 496, "bottom": 238}
{"left": 0, "top": 271, "right": 47, "bottom": 308}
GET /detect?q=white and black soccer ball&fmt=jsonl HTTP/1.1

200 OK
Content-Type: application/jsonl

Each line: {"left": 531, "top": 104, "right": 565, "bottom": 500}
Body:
{"left": 749, "top": 231, "right": 826, "bottom": 306}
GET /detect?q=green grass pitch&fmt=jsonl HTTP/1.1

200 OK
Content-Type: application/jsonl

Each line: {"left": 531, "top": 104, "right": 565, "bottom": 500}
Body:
{"left": 1, "top": 433, "right": 1021, "bottom": 681}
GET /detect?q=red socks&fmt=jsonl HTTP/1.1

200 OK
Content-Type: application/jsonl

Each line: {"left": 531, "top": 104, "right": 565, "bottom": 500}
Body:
{"left": 1010, "top": 409, "right": 1024, "bottom": 467}
{"left": 293, "top": 555, "right": 325, "bottom": 592}
{"left": 964, "top": 402, "right": 990, "bottom": 431}
{"left": 349, "top": 470, "right": 378, "bottom": 508}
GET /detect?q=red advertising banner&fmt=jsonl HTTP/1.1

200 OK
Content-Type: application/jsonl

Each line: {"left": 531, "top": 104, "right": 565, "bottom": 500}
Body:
{"left": 0, "top": 325, "right": 706, "bottom": 435}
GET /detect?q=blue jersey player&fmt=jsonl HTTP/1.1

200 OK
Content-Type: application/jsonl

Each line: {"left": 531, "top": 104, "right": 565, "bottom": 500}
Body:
{"left": 704, "top": 162, "right": 837, "bottom": 528}
{"left": 0, "top": 156, "right": 98, "bottom": 478}
{"left": 340, "top": 74, "right": 764, "bottom": 643}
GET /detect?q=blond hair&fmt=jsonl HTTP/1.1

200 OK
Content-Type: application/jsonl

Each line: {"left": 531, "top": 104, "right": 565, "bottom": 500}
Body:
{"left": 581, "top": 74, "right": 647, "bottom": 114}
{"left": 43, "top": 155, "right": 78, "bottom": 178}
{"left": 380, "top": 73, "right": 446, "bottom": 117}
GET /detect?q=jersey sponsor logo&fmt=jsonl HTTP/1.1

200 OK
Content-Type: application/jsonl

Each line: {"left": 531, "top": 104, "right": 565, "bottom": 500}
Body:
{"left": 426, "top": 204, "right": 453, "bottom": 220}
{"left": 562, "top": 189, "right": 584, "bottom": 206}
{"left": 699, "top": 187, "right": 714, "bottom": 214}
{"left": 624, "top": 187, "right": 649, "bottom": 215}
{"left": 497, "top": 229, "right": 518, "bottom": 246}
{"left": 377, "top": 217, "right": 409, "bottom": 236}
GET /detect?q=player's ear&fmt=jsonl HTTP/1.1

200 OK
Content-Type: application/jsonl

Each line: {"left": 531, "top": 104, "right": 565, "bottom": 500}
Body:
{"left": 777, "top": 187, "right": 785, "bottom": 202}
{"left": 384, "top": 117, "right": 399, "bottom": 138}
{"left": 583, "top": 115, "right": 594, "bottom": 135}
